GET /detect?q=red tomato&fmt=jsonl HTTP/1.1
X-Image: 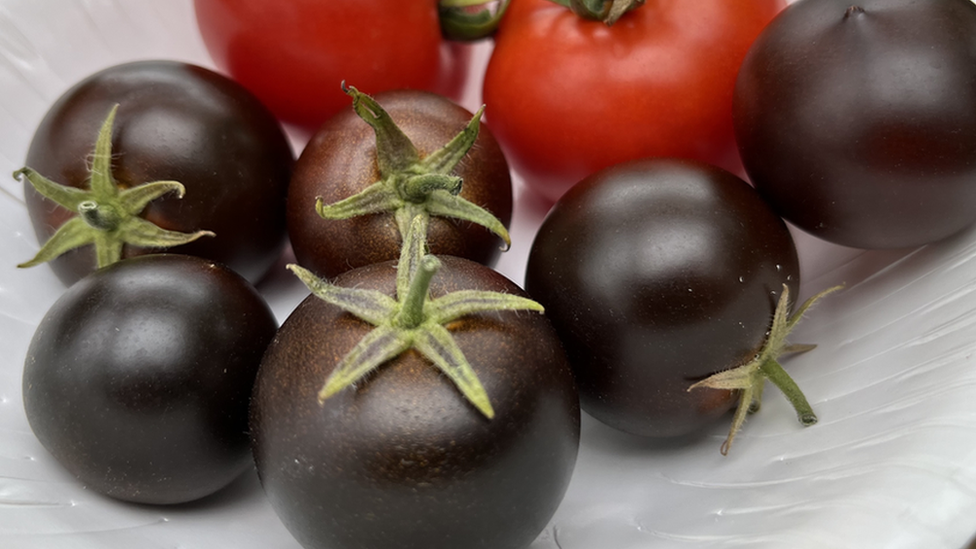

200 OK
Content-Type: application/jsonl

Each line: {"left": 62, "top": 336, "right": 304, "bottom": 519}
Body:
{"left": 482, "top": 0, "right": 786, "bottom": 202}
{"left": 193, "top": 0, "right": 471, "bottom": 131}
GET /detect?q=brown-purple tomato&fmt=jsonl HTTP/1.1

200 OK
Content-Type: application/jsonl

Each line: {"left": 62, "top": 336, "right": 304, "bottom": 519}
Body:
{"left": 251, "top": 256, "right": 579, "bottom": 549}
{"left": 286, "top": 90, "right": 512, "bottom": 280}
{"left": 525, "top": 158, "right": 800, "bottom": 438}
{"left": 23, "top": 60, "right": 294, "bottom": 285}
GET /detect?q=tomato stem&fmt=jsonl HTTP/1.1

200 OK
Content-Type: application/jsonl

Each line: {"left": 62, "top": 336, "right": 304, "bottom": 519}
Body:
{"left": 316, "top": 86, "right": 510, "bottom": 251}
{"left": 759, "top": 359, "right": 817, "bottom": 426}
{"left": 689, "top": 284, "right": 843, "bottom": 455}
{"left": 396, "top": 256, "right": 440, "bottom": 329}
{"left": 288, "top": 209, "right": 543, "bottom": 418}
{"left": 78, "top": 200, "right": 122, "bottom": 231}
{"left": 15, "top": 104, "right": 213, "bottom": 271}
{"left": 549, "top": 0, "right": 644, "bottom": 25}
{"left": 439, "top": 0, "right": 510, "bottom": 41}
{"left": 400, "top": 173, "right": 463, "bottom": 202}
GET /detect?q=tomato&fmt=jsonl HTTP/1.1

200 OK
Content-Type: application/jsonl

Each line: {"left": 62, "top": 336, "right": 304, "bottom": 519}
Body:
{"left": 525, "top": 159, "right": 802, "bottom": 443}
{"left": 20, "top": 60, "right": 294, "bottom": 286}
{"left": 252, "top": 254, "right": 579, "bottom": 548}
{"left": 193, "top": 0, "right": 472, "bottom": 132}
{"left": 287, "top": 88, "right": 512, "bottom": 280}
{"left": 734, "top": 0, "right": 976, "bottom": 249}
{"left": 23, "top": 254, "right": 278, "bottom": 504}
{"left": 482, "top": 0, "right": 786, "bottom": 202}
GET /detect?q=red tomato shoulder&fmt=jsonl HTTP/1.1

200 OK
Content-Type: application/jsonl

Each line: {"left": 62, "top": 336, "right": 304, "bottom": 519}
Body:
{"left": 483, "top": 0, "right": 785, "bottom": 202}
{"left": 194, "top": 0, "right": 471, "bottom": 131}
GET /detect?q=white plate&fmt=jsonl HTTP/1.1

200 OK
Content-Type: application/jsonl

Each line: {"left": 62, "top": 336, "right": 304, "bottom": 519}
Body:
{"left": 3, "top": 1, "right": 976, "bottom": 548}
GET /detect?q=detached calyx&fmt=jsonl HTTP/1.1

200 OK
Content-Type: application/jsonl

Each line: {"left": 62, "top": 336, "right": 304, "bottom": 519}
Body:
{"left": 15, "top": 104, "right": 213, "bottom": 270}
{"left": 315, "top": 85, "right": 510, "bottom": 252}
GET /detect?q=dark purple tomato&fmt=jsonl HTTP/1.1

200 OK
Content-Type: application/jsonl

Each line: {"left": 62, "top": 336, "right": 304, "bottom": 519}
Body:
{"left": 525, "top": 158, "right": 799, "bottom": 438}
{"left": 251, "top": 256, "right": 579, "bottom": 549}
{"left": 287, "top": 90, "right": 513, "bottom": 280}
{"left": 23, "top": 254, "right": 278, "bottom": 504}
{"left": 734, "top": 0, "right": 976, "bottom": 249}
{"left": 23, "top": 60, "right": 294, "bottom": 285}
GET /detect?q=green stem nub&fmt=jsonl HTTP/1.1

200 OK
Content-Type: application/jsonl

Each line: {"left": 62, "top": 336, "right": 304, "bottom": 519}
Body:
{"left": 78, "top": 201, "right": 122, "bottom": 232}
{"left": 401, "top": 173, "right": 463, "bottom": 203}
{"left": 395, "top": 255, "right": 440, "bottom": 329}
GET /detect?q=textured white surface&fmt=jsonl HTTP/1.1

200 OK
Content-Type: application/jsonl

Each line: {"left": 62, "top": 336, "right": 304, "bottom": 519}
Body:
{"left": 3, "top": 1, "right": 976, "bottom": 548}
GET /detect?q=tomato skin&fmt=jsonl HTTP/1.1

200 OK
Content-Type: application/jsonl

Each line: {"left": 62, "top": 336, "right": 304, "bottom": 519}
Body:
{"left": 23, "top": 254, "right": 279, "bottom": 505}
{"left": 23, "top": 60, "right": 294, "bottom": 286}
{"left": 193, "top": 0, "right": 471, "bottom": 132}
{"left": 525, "top": 158, "right": 799, "bottom": 437}
{"left": 483, "top": 0, "right": 786, "bottom": 202}
{"left": 734, "top": 0, "right": 976, "bottom": 249}
{"left": 287, "top": 90, "right": 513, "bottom": 280}
{"left": 252, "top": 256, "right": 579, "bottom": 549}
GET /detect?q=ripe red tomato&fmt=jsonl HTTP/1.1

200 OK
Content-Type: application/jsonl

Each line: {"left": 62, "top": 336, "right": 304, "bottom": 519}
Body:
{"left": 482, "top": 0, "right": 786, "bottom": 202}
{"left": 193, "top": 0, "right": 471, "bottom": 131}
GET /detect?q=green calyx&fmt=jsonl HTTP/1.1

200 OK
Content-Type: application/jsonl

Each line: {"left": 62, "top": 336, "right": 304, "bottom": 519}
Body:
{"left": 15, "top": 104, "right": 214, "bottom": 270}
{"left": 439, "top": 0, "right": 511, "bottom": 41}
{"left": 315, "top": 85, "right": 510, "bottom": 252}
{"left": 549, "top": 0, "right": 644, "bottom": 25}
{"left": 689, "top": 284, "right": 844, "bottom": 455}
{"left": 288, "top": 216, "right": 542, "bottom": 419}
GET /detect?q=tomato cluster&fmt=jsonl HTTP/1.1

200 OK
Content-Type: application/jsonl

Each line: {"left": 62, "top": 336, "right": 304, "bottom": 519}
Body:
{"left": 15, "top": 0, "right": 976, "bottom": 547}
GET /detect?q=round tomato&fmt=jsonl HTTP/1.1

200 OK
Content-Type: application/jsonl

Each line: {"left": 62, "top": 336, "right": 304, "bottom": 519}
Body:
{"left": 252, "top": 255, "right": 579, "bottom": 549}
{"left": 483, "top": 0, "right": 785, "bottom": 202}
{"left": 525, "top": 158, "right": 800, "bottom": 440}
{"left": 23, "top": 254, "right": 278, "bottom": 504}
{"left": 734, "top": 0, "right": 976, "bottom": 249}
{"left": 287, "top": 89, "right": 512, "bottom": 280}
{"left": 193, "top": 0, "right": 472, "bottom": 132}
{"left": 21, "top": 60, "right": 294, "bottom": 286}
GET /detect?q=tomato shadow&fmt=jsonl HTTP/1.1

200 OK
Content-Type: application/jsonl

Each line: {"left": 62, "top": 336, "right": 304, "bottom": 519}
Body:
{"left": 577, "top": 411, "right": 724, "bottom": 456}
{"left": 118, "top": 466, "right": 267, "bottom": 516}
{"left": 176, "top": 467, "right": 266, "bottom": 511}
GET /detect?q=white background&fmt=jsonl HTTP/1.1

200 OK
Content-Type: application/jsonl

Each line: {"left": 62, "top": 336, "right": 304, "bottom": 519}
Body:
{"left": 2, "top": 1, "right": 976, "bottom": 548}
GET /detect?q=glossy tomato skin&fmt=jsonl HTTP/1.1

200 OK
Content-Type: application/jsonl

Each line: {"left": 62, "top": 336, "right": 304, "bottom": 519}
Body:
{"left": 23, "top": 60, "right": 294, "bottom": 286}
{"left": 252, "top": 256, "right": 579, "bottom": 549}
{"left": 483, "top": 0, "right": 786, "bottom": 203}
{"left": 734, "top": 0, "right": 976, "bottom": 249}
{"left": 525, "top": 159, "right": 799, "bottom": 437}
{"left": 288, "top": 90, "right": 513, "bottom": 280}
{"left": 193, "top": 0, "right": 471, "bottom": 132}
{"left": 23, "top": 254, "right": 279, "bottom": 505}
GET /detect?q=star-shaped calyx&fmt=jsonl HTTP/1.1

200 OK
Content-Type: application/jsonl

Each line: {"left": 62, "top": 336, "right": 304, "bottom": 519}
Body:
{"left": 15, "top": 104, "right": 213, "bottom": 270}
{"left": 315, "top": 85, "right": 510, "bottom": 252}
{"left": 288, "top": 216, "right": 541, "bottom": 418}
{"left": 689, "top": 283, "right": 843, "bottom": 455}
